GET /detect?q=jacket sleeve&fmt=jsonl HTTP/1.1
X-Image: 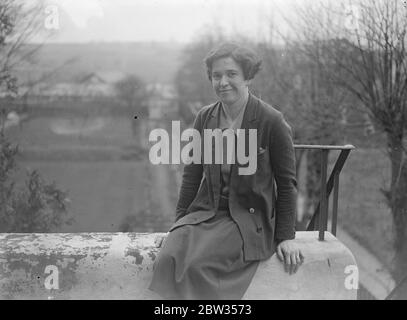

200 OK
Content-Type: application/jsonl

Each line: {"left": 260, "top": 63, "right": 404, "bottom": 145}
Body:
{"left": 269, "top": 112, "right": 297, "bottom": 241}
{"left": 174, "top": 110, "right": 204, "bottom": 222}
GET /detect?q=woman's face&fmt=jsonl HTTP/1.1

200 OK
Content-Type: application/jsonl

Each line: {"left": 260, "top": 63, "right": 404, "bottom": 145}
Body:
{"left": 210, "top": 56, "right": 250, "bottom": 107}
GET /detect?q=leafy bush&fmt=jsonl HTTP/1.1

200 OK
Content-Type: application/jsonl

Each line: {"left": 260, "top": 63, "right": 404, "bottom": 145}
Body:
{"left": 0, "top": 131, "right": 74, "bottom": 232}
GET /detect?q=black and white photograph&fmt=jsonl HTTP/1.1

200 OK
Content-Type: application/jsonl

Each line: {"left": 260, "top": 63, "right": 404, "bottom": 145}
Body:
{"left": 0, "top": 0, "right": 407, "bottom": 304}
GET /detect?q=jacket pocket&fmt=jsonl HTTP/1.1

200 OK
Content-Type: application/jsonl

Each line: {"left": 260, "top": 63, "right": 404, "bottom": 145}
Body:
{"left": 257, "top": 146, "right": 267, "bottom": 157}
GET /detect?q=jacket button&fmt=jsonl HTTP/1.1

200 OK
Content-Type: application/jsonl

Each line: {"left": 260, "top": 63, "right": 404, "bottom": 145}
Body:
{"left": 257, "top": 227, "right": 263, "bottom": 233}
{"left": 249, "top": 208, "right": 255, "bottom": 214}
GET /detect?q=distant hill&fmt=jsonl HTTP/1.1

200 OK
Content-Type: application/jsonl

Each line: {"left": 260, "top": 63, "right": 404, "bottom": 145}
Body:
{"left": 14, "top": 42, "right": 185, "bottom": 85}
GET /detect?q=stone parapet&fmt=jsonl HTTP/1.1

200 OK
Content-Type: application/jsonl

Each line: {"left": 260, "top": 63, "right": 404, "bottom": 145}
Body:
{"left": 0, "top": 231, "right": 357, "bottom": 300}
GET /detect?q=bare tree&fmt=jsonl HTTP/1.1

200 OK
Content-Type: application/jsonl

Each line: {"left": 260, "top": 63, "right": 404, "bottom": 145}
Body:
{"left": 0, "top": 0, "right": 74, "bottom": 233}
{"left": 290, "top": 0, "right": 407, "bottom": 280}
{"left": 253, "top": 40, "right": 354, "bottom": 228}
{"left": 174, "top": 33, "right": 221, "bottom": 125}
{"left": 115, "top": 75, "right": 147, "bottom": 113}
{"left": 0, "top": 0, "right": 45, "bottom": 97}
{"left": 114, "top": 74, "right": 148, "bottom": 140}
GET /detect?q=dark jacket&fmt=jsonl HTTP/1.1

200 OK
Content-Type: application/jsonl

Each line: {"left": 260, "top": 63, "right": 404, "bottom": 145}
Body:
{"left": 171, "top": 93, "right": 297, "bottom": 261}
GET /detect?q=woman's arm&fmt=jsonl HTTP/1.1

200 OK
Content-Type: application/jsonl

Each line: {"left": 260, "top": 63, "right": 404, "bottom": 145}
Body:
{"left": 269, "top": 112, "right": 304, "bottom": 274}
{"left": 269, "top": 112, "right": 297, "bottom": 241}
{"left": 174, "top": 111, "right": 204, "bottom": 222}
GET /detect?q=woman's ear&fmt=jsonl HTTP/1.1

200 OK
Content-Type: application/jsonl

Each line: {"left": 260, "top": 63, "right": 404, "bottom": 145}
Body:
{"left": 245, "top": 79, "right": 252, "bottom": 87}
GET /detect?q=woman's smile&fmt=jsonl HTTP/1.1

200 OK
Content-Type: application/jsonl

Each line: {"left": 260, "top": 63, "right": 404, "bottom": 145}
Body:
{"left": 211, "top": 56, "right": 250, "bottom": 107}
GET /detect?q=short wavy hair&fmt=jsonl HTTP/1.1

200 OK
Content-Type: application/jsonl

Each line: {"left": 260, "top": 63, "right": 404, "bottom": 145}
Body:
{"left": 204, "top": 43, "right": 262, "bottom": 81}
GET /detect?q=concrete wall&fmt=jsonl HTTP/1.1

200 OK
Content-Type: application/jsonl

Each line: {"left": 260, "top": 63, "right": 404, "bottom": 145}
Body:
{"left": 0, "top": 231, "right": 358, "bottom": 300}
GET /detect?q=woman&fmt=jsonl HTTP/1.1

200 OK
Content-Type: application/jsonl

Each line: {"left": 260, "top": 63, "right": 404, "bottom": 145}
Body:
{"left": 149, "top": 43, "right": 304, "bottom": 300}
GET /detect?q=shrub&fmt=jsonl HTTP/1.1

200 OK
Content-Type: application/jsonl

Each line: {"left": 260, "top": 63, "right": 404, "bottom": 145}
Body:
{"left": 0, "top": 131, "right": 74, "bottom": 232}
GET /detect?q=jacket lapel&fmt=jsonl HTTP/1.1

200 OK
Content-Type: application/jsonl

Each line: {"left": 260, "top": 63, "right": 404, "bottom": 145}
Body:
{"left": 230, "top": 93, "right": 260, "bottom": 184}
{"left": 203, "top": 102, "right": 221, "bottom": 207}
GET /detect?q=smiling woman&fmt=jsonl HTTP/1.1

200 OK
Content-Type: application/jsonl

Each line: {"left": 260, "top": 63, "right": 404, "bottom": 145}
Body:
{"left": 206, "top": 44, "right": 261, "bottom": 116}
{"left": 148, "top": 42, "right": 303, "bottom": 300}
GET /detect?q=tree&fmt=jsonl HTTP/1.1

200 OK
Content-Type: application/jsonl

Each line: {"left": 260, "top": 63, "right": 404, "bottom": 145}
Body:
{"left": 114, "top": 74, "right": 148, "bottom": 141}
{"left": 1, "top": 0, "right": 45, "bottom": 96}
{"left": 0, "top": 0, "right": 74, "bottom": 232}
{"left": 0, "top": 134, "right": 73, "bottom": 232}
{"left": 290, "top": 0, "right": 407, "bottom": 280}
{"left": 0, "top": 0, "right": 18, "bottom": 95}
{"left": 114, "top": 74, "right": 148, "bottom": 116}
{"left": 174, "top": 33, "right": 224, "bottom": 125}
{"left": 253, "top": 40, "right": 353, "bottom": 227}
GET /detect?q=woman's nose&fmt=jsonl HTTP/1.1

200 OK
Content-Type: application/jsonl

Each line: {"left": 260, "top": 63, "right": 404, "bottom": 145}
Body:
{"left": 219, "top": 75, "right": 228, "bottom": 86}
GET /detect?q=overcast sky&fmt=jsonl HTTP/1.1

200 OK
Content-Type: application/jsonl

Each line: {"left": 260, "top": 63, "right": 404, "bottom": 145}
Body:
{"left": 39, "top": 0, "right": 305, "bottom": 43}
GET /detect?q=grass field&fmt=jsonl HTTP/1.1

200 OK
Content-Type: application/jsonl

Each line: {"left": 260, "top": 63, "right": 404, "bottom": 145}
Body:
{"left": 14, "top": 160, "right": 150, "bottom": 233}
{"left": 331, "top": 148, "right": 395, "bottom": 270}
{"left": 7, "top": 116, "right": 138, "bottom": 149}
{"left": 6, "top": 114, "right": 177, "bottom": 233}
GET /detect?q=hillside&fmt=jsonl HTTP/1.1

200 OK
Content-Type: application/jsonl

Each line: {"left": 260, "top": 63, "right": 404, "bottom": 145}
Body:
{"left": 14, "top": 42, "right": 185, "bottom": 85}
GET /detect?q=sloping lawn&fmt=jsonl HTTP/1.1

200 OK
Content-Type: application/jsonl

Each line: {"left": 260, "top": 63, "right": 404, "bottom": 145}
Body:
{"left": 333, "top": 148, "right": 395, "bottom": 270}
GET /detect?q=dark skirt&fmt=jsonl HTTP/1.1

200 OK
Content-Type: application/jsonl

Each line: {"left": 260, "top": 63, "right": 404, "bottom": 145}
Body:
{"left": 148, "top": 209, "right": 259, "bottom": 300}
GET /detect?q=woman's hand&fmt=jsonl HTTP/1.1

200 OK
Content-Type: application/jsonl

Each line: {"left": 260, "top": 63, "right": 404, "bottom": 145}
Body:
{"left": 276, "top": 240, "right": 304, "bottom": 275}
{"left": 154, "top": 233, "right": 169, "bottom": 248}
